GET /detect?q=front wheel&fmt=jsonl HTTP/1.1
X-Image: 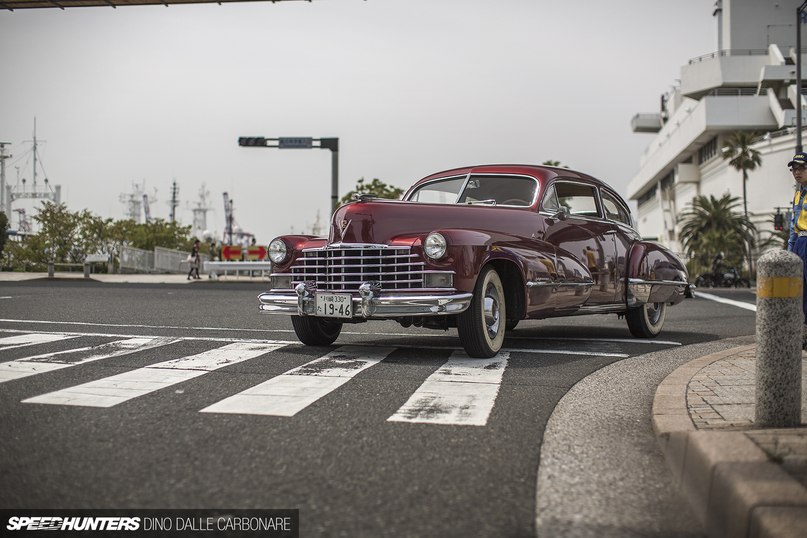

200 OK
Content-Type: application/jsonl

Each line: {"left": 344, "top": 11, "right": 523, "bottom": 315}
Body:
{"left": 457, "top": 266, "right": 506, "bottom": 357}
{"left": 291, "top": 316, "right": 343, "bottom": 346}
{"left": 626, "top": 302, "right": 667, "bottom": 338}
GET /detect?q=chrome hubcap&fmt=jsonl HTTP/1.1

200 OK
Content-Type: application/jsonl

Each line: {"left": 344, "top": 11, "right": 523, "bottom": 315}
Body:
{"left": 647, "top": 303, "right": 661, "bottom": 325}
{"left": 483, "top": 282, "right": 501, "bottom": 339}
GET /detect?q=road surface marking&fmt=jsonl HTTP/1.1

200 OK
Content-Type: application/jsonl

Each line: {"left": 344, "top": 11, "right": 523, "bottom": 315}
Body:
{"left": 201, "top": 345, "right": 395, "bottom": 417}
{"left": 695, "top": 291, "right": 756, "bottom": 312}
{"left": 388, "top": 351, "right": 509, "bottom": 426}
{"left": 0, "top": 337, "right": 177, "bottom": 383}
{"left": 22, "top": 342, "right": 284, "bottom": 408}
{"left": 0, "top": 332, "right": 79, "bottom": 351}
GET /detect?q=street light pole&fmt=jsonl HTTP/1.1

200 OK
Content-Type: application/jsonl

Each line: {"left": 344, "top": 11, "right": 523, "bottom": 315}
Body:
{"left": 798, "top": 1, "right": 807, "bottom": 152}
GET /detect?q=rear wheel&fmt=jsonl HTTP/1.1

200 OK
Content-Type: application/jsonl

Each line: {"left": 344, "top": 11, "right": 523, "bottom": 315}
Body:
{"left": 626, "top": 302, "right": 667, "bottom": 338}
{"left": 457, "top": 266, "right": 506, "bottom": 357}
{"left": 291, "top": 316, "right": 343, "bottom": 346}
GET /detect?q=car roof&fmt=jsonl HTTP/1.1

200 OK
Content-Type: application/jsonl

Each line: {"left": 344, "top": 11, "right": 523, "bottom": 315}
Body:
{"left": 407, "top": 164, "right": 631, "bottom": 209}
{"left": 412, "top": 164, "right": 599, "bottom": 188}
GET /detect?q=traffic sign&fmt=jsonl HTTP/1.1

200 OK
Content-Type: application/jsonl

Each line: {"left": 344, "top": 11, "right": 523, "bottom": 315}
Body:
{"left": 278, "top": 137, "right": 313, "bottom": 149}
{"left": 221, "top": 245, "right": 242, "bottom": 261}
{"left": 247, "top": 246, "right": 267, "bottom": 260}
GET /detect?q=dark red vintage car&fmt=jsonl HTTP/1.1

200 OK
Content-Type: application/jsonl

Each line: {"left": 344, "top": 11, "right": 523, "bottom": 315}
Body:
{"left": 259, "top": 164, "right": 690, "bottom": 357}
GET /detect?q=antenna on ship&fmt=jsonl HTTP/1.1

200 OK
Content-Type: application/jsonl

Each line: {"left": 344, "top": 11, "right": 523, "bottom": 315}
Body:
{"left": 187, "top": 183, "right": 213, "bottom": 240}
{"left": 311, "top": 209, "right": 323, "bottom": 236}
{"left": 119, "top": 180, "right": 155, "bottom": 223}
{"left": 4, "top": 118, "right": 62, "bottom": 222}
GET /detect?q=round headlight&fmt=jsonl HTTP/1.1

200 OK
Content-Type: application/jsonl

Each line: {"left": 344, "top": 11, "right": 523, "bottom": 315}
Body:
{"left": 424, "top": 232, "right": 447, "bottom": 260}
{"left": 268, "top": 239, "right": 288, "bottom": 264}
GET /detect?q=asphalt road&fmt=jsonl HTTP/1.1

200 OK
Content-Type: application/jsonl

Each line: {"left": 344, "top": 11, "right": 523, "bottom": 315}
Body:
{"left": 0, "top": 280, "right": 757, "bottom": 537}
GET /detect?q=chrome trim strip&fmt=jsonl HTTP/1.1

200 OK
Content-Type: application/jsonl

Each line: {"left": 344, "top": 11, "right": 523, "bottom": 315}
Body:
{"left": 628, "top": 278, "right": 688, "bottom": 287}
{"left": 527, "top": 280, "right": 594, "bottom": 288}
{"left": 304, "top": 243, "right": 408, "bottom": 251}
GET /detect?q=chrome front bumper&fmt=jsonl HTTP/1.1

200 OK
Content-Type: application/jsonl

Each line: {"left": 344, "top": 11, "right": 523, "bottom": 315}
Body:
{"left": 258, "top": 282, "right": 473, "bottom": 319}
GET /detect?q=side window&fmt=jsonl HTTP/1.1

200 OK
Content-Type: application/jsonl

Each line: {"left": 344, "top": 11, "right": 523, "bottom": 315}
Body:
{"left": 601, "top": 191, "right": 632, "bottom": 226}
{"left": 541, "top": 184, "right": 560, "bottom": 212}
{"left": 555, "top": 182, "right": 600, "bottom": 217}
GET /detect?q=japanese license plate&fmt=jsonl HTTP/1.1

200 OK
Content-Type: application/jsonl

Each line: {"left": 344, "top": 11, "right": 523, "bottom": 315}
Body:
{"left": 315, "top": 293, "right": 353, "bottom": 319}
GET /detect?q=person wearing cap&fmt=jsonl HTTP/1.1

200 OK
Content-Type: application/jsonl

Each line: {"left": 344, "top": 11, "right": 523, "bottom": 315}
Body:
{"left": 787, "top": 151, "right": 807, "bottom": 341}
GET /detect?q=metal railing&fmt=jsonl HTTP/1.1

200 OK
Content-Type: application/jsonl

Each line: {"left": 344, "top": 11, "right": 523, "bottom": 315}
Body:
{"left": 119, "top": 246, "right": 154, "bottom": 273}
{"left": 688, "top": 49, "right": 770, "bottom": 64}
{"left": 705, "top": 88, "right": 758, "bottom": 96}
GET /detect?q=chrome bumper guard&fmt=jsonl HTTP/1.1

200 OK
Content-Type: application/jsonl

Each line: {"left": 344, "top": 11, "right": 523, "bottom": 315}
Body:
{"left": 627, "top": 278, "right": 690, "bottom": 306}
{"left": 258, "top": 282, "right": 473, "bottom": 319}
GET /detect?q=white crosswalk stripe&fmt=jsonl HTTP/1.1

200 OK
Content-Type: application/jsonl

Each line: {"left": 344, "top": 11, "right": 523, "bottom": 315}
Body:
{"left": 0, "top": 336, "right": 177, "bottom": 383}
{"left": 1, "top": 330, "right": 669, "bottom": 425}
{"left": 22, "top": 342, "right": 285, "bottom": 408}
{"left": 0, "top": 332, "right": 79, "bottom": 351}
{"left": 388, "top": 351, "right": 509, "bottom": 426}
{"left": 201, "top": 345, "right": 396, "bottom": 417}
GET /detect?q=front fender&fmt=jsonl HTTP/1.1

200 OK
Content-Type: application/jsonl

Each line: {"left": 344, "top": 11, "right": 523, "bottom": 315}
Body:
{"left": 420, "top": 229, "right": 558, "bottom": 319}
{"left": 626, "top": 242, "right": 689, "bottom": 307}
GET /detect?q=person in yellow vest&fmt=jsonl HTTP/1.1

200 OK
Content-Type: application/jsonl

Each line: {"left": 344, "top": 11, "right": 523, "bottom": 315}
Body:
{"left": 786, "top": 152, "right": 807, "bottom": 341}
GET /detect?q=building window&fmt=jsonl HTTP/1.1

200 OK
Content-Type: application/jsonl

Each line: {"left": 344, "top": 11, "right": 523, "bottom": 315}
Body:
{"left": 660, "top": 171, "right": 674, "bottom": 191}
{"left": 637, "top": 184, "right": 657, "bottom": 208}
{"left": 698, "top": 136, "right": 718, "bottom": 164}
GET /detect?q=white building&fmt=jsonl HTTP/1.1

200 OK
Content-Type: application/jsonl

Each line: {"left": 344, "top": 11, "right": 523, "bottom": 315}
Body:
{"left": 628, "top": 0, "right": 805, "bottom": 258}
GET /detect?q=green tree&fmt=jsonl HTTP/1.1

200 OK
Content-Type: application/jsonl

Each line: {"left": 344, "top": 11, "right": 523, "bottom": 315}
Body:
{"left": 32, "top": 202, "right": 82, "bottom": 263}
{"left": 339, "top": 178, "right": 404, "bottom": 205}
{"left": 721, "top": 131, "right": 762, "bottom": 274}
{"left": 678, "top": 194, "right": 756, "bottom": 275}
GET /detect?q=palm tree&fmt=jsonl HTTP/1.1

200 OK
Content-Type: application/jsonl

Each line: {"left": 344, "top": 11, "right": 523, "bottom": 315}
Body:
{"left": 721, "top": 131, "right": 762, "bottom": 273}
{"left": 678, "top": 194, "right": 756, "bottom": 275}
{"left": 721, "top": 131, "right": 762, "bottom": 217}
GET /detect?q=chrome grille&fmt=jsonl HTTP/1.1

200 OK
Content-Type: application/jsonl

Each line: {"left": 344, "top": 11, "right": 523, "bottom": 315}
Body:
{"left": 290, "top": 245, "right": 425, "bottom": 292}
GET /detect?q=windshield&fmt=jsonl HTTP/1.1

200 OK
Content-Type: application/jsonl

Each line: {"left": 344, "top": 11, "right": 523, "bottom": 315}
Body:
{"left": 408, "top": 175, "right": 537, "bottom": 206}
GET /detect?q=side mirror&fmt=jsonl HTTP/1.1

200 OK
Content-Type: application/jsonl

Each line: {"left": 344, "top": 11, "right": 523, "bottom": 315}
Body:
{"left": 551, "top": 207, "right": 569, "bottom": 221}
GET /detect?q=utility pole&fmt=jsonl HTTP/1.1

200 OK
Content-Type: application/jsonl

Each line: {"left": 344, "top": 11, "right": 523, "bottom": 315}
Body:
{"left": 143, "top": 194, "right": 152, "bottom": 223}
{"left": 798, "top": 1, "right": 807, "bottom": 152}
{"left": 0, "top": 142, "right": 10, "bottom": 216}
{"left": 223, "top": 192, "right": 233, "bottom": 244}
{"left": 169, "top": 179, "right": 180, "bottom": 223}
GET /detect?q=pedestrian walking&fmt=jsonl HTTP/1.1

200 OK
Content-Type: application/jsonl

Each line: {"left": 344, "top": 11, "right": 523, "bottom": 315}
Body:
{"left": 187, "top": 239, "right": 201, "bottom": 280}
{"left": 786, "top": 151, "right": 807, "bottom": 348}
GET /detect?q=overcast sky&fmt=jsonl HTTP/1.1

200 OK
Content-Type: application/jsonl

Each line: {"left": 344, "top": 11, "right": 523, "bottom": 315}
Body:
{"left": 1, "top": 0, "right": 716, "bottom": 244}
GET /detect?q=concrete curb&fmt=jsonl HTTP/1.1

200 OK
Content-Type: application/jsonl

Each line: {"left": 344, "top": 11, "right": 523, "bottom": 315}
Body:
{"left": 652, "top": 345, "right": 807, "bottom": 538}
{"left": 0, "top": 272, "right": 269, "bottom": 284}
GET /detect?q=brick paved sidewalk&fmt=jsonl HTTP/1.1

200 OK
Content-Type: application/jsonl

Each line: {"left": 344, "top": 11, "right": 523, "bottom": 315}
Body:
{"left": 653, "top": 345, "right": 807, "bottom": 537}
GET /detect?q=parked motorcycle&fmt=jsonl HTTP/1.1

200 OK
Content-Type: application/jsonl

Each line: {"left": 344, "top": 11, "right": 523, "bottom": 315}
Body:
{"left": 694, "top": 266, "right": 750, "bottom": 288}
